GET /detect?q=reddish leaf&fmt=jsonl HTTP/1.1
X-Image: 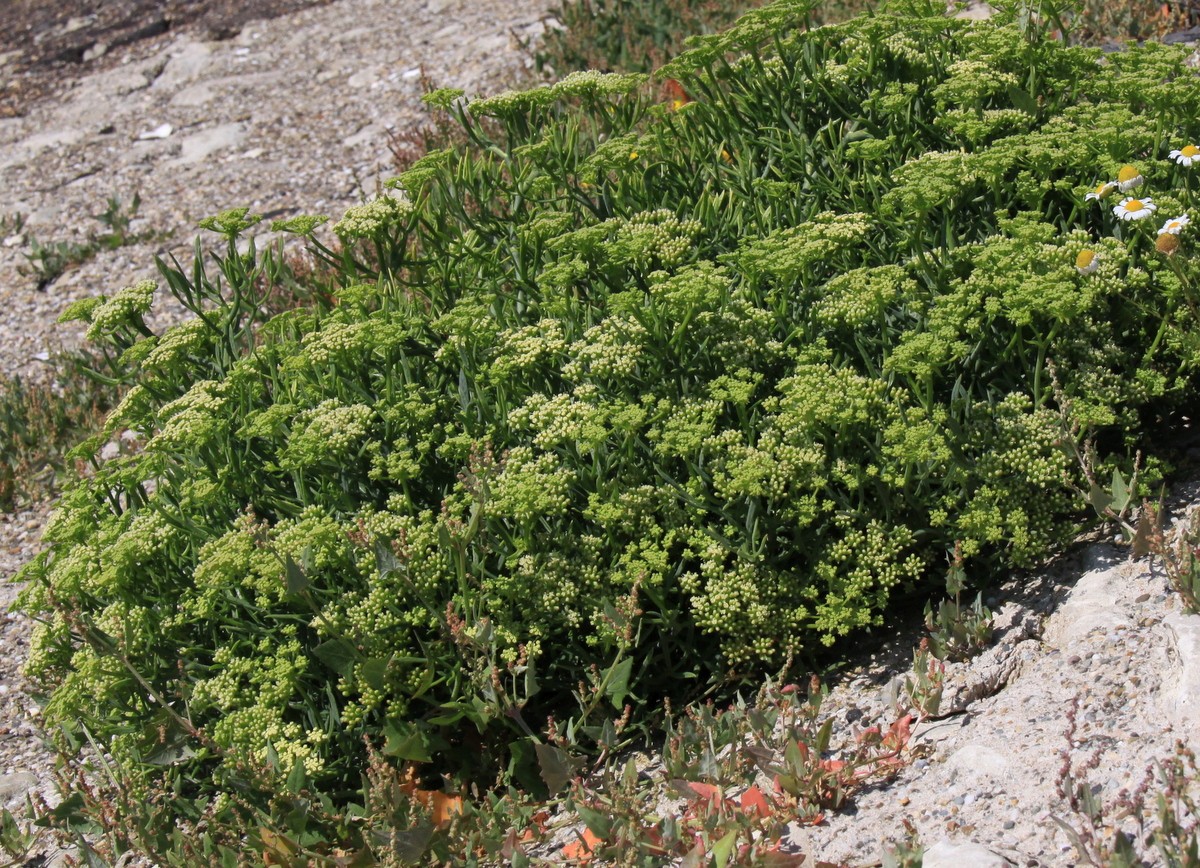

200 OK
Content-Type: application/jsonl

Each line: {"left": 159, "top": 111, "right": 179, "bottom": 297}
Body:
{"left": 884, "top": 714, "right": 913, "bottom": 751}
{"left": 561, "top": 828, "right": 602, "bottom": 864}
{"left": 755, "top": 844, "right": 810, "bottom": 867}
{"left": 500, "top": 828, "right": 525, "bottom": 860}
{"left": 741, "top": 785, "right": 773, "bottom": 819}
{"left": 681, "top": 780, "right": 725, "bottom": 810}
{"left": 663, "top": 79, "right": 692, "bottom": 110}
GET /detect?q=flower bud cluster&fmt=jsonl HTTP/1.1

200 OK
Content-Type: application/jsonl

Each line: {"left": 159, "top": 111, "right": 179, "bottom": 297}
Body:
{"left": 85, "top": 279, "right": 156, "bottom": 342}
{"left": 332, "top": 195, "right": 414, "bottom": 239}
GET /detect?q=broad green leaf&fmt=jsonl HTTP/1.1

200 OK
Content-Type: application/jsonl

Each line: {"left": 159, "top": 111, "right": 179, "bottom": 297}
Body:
{"left": 143, "top": 740, "right": 197, "bottom": 767}
{"left": 712, "top": 830, "right": 739, "bottom": 867}
{"left": 284, "top": 554, "right": 310, "bottom": 595}
{"left": 1007, "top": 84, "right": 1038, "bottom": 116}
{"left": 312, "top": 638, "right": 358, "bottom": 679}
{"left": 534, "top": 742, "right": 581, "bottom": 796}
{"left": 1088, "top": 482, "right": 1113, "bottom": 517}
{"left": 361, "top": 657, "right": 389, "bottom": 691}
{"left": 575, "top": 801, "right": 614, "bottom": 839}
{"left": 1111, "top": 468, "right": 1131, "bottom": 514}
{"left": 382, "top": 723, "right": 434, "bottom": 763}
{"left": 604, "top": 656, "right": 633, "bottom": 710}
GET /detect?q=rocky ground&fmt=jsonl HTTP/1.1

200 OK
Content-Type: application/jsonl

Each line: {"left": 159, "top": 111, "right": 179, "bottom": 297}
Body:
{"left": 1, "top": 0, "right": 1199, "bottom": 865}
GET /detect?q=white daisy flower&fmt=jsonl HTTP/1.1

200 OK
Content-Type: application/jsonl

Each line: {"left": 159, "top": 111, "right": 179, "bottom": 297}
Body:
{"left": 1113, "top": 197, "right": 1157, "bottom": 221}
{"left": 1085, "top": 181, "right": 1116, "bottom": 201}
{"left": 1075, "top": 249, "right": 1100, "bottom": 275}
{"left": 1158, "top": 214, "right": 1191, "bottom": 236}
{"left": 1170, "top": 144, "right": 1200, "bottom": 167}
{"left": 1116, "top": 165, "right": 1144, "bottom": 192}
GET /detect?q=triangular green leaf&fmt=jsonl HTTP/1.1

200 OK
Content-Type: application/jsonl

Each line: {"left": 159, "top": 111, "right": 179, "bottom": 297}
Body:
{"left": 604, "top": 656, "right": 633, "bottom": 710}
{"left": 534, "top": 742, "right": 580, "bottom": 796}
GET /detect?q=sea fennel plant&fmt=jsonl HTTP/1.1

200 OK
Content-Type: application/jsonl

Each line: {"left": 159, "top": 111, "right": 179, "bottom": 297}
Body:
{"left": 17, "top": 0, "right": 1200, "bottom": 855}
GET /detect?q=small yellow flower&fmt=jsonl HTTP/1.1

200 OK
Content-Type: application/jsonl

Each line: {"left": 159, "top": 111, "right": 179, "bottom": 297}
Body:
{"left": 1113, "top": 197, "right": 1157, "bottom": 221}
{"left": 629, "top": 151, "right": 639, "bottom": 161}
{"left": 1075, "top": 249, "right": 1100, "bottom": 274}
{"left": 1117, "top": 165, "right": 1143, "bottom": 192}
{"left": 720, "top": 149, "right": 733, "bottom": 163}
{"left": 1085, "top": 181, "right": 1116, "bottom": 201}
{"left": 1170, "top": 144, "right": 1200, "bottom": 167}
{"left": 1157, "top": 233, "right": 1181, "bottom": 256}
{"left": 1158, "top": 214, "right": 1191, "bottom": 236}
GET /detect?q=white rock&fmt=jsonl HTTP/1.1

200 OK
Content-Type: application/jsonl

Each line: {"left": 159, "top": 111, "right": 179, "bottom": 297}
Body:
{"left": 944, "top": 743, "right": 1013, "bottom": 780}
{"left": 953, "top": 2, "right": 997, "bottom": 20}
{"left": 137, "top": 123, "right": 174, "bottom": 141}
{"left": 1161, "top": 612, "right": 1200, "bottom": 742}
{"left": 1041, "top": 555, "right": 1135, "bottom": 647}
{"left": 81, "top": 41, "right": 109, "bottom": 63}
{"left": 0, "top": 772, "right": 37, "bottom": 802}
{"left": 347, "top": 68, "right": 378, "bottom": 89}
{"left": 171, "top": 83, "right": 216, "bottom": 107}
{"left": 922, "top": 839, "right": 1012, "bottom": 867}
{"left": 155, "top": 41, "right": 215, "bottom": 90}
{"left": 171, "top": 123, "right": 245, "bottom": 165}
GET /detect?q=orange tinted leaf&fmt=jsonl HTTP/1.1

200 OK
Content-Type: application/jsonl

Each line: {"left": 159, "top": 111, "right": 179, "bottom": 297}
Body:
{"left": 741, "top": 785, "right": 772, "bottom": 818}
{"left": 561, "top": 828, "right": 602, "bottom": 864}
{"left": 430, "top": 791, "right": 462, "bottom": 826}
{"left": 663, "top": 78, "right": 692, "bottom": 109}
{"left": 756, "top": 849, "right": 809, "bottom": 867}
{"left": 686, "top": 781, "right": 723, "bottom": 804}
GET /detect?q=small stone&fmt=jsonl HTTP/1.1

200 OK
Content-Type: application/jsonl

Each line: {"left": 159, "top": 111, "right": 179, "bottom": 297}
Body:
{"left": 1135, "top": 592, "right": 1150, "bottom": 603}
{"left": 82, "top": 42, "right": 109, "bottom": 62}
{"left": 137, "top": 123, "right": 174, "bottom": 141}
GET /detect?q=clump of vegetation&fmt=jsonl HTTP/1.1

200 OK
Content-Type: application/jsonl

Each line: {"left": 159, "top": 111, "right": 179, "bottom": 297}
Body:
{"left": 536, "top": 0, "right": 777, "bottom": 75}
{"left": 923, "top": 543, "right": 994, "bottom": 662}
{"left": 18, "top": 193, "right": 151, "bottom": 290}
{"left": 14, "top": 0, "right": 1200, "bottom": 859}
{"left": 0, "top": 352, "right": 117, "bottom": 511}
{"left": 1055, "top": 700, "right": 1200, "bottom": 866}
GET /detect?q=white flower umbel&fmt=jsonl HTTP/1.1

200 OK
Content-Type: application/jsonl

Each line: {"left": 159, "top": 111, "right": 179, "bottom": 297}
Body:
{"left": 1116, "top": 165, "right": 1144, "bottom": 192}
{"left": 1158, "top": 214, "right": 1191, "bottom": 236}
{"left": 1085, "top": 181, "right": 1116, "bottom": 201}
{"left": 1113, "top": 197, "right": 1157, "bottom": 221}
{"left": 1075, "top": 249, "right": 1100, "bottom": 275}
{"left": 1170, "top": 144, "right": 1200, "bottom": 167}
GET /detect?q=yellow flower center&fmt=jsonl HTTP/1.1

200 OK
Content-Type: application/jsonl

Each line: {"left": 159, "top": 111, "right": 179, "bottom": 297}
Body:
{"left": 1157, "top": 234, "right": 1181, "bottom": 255}
{"left": 1075, "top": 250, "right": 1095, "bottom": 269}
{"left": 1118, "top": 165, "right": 1140, "bottom": 183}
{"left": 1125, "top": 199, "right": 1145, "bottom": 211}
{"left": 1184, "top": 145, "right": 1200, "bottom": 158}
